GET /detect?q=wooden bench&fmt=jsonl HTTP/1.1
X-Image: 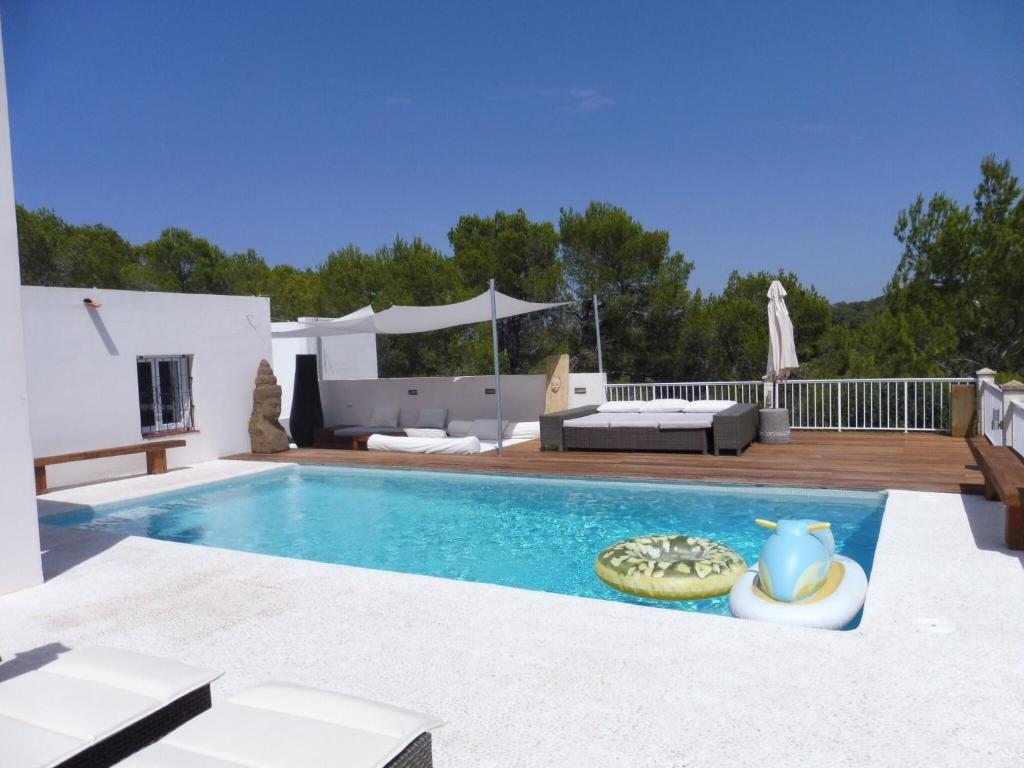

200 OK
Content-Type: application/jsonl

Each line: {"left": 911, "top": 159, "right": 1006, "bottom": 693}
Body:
{"left": 969, "top": 436, "right": 1024, "bottom": 550}
{"left": 33, "top": 440, "right": 187, "bottom": 494}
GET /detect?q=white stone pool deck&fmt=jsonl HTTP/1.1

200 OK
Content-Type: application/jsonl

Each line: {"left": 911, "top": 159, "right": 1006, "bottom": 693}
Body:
{"left": 2, "top": 461, "right": 1023, "bottom": 767}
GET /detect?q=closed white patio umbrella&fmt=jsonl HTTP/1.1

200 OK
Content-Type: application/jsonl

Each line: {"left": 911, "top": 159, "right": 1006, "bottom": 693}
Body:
{"left": 765, "top": 279, "right": 799, "bottom": 407}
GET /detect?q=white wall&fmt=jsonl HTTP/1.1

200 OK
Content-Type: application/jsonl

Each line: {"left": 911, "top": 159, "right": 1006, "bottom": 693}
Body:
{"left": 320, "top": 372, "right": 606, "bottom": 427}
{"left": 271, "top": 318, "right": 377, "bottom": 433}
{"left": 567, "top": 372, "right": 607, "bottom": 407}
{"left": 0, "top": 22, "right": 43, "bottom": 594}
{"left": 22, "top": 286, "right": 272, "bottom": 488}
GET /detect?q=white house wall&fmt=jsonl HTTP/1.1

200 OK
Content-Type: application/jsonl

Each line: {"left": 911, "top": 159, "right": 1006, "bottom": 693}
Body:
{"left": 319, "top": 372, "right": 607, "bottom": 427}
{"left": 22, "top": 286, "right": 272, "bottom": 488}
{"left": 0, "top": 22, "right": 42, "bottom": 594}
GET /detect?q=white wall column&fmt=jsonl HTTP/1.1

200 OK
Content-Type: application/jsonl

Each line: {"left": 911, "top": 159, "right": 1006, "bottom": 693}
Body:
{"left": 0, "top": 20, "right": 43, "bottom": 594}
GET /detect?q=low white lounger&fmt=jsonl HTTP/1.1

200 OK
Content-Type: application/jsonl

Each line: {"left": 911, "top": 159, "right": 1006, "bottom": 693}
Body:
{"left": 120, "top": 681, "right": 444, "bottom": 768}
{"left": 0, "top": 646, "right": 220, "bottom": 768}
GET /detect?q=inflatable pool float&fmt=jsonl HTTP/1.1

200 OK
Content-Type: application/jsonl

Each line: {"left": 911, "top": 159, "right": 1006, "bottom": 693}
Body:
{"left": 595, "top": 534, "right": 747, "bottom": 600}
{"left": 728, "top": 518, "right": 867, "bottom": 630}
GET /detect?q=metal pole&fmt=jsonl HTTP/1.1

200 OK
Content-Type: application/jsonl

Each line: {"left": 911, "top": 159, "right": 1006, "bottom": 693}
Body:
{"left": 490, "top": 279, "right": 504, "bottom": 456}
{"left": 593, "top": 294, "right": 604, "bottom": 374}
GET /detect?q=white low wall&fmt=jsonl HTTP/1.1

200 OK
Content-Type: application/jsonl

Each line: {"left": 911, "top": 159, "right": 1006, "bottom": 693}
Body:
{"left": 0, "top": 24, "right": 42, "bottom": 594}
{"left": 320, "top": 372, "right": 607, "bottom": 427}
{"left": 22, "top": 286, "right": 272, "bottom": 488}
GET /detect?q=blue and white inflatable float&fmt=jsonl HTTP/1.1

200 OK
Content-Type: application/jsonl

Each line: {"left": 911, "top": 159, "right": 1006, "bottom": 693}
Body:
{"left": 728, "top": 518, "right": 867, "bottom": 630}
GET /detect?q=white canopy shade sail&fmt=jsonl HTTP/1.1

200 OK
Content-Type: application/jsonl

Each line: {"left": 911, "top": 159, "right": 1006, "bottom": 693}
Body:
{"left": 272, "top": 290, "right": 570, "bottom": 338}
{"left": 766, "top": 279, "right": 799, "bottom": 384}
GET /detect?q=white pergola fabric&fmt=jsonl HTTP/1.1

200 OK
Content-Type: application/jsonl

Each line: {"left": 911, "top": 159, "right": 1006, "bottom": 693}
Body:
{"left": 272, "top": 290, "right": 569, "bottom": 338}
{"left": 766, "top": 279, "right": 799, "bottom": 383}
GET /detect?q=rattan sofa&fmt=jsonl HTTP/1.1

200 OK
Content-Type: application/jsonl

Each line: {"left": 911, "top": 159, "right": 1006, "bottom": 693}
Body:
{"left": 540, "top": 402, "right": 759, "bottom": 455}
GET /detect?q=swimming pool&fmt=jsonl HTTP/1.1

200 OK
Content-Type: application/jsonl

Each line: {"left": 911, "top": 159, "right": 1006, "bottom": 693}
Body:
{"left": 43, "top": 465, "right": 886, "bottom": 619}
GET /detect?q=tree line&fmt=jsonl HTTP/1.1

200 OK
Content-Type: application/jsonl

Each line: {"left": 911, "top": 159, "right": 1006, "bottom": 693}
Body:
{"left": 16, "top": 156, "right": 1023, "bottom": 382}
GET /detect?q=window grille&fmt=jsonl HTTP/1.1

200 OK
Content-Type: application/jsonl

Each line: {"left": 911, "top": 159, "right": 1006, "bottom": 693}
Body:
{"left": 137, "top": 355, "right": 194, "bottom": 436}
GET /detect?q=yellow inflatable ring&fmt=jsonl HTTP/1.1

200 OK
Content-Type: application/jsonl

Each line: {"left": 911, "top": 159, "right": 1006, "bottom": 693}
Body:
{"left": 595, "top": 534, "right": 747, "bottom": 600}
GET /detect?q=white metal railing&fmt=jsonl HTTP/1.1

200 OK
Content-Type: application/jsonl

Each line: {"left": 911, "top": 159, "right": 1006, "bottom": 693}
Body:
{"left": 1008, "top": 400, "right": 1024, "bottom": 458}
{"left": 604, "top": 377, "right": 973, "bottom": 433}
{"left": 605, "top": 380, "right": 763, "bottom": 404}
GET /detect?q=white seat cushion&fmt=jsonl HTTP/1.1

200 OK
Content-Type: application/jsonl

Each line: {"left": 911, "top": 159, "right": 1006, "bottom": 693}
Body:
{"left": 655, "top": 413, "right": 714, "bottom": 429}
{"left": 122, "top": 682, "right": 443, "bottom": 768}
{"left": 0, "top": 714, "right": 83, "bottom": 768}
{"left": 121, "top": 742, "right": 245, "bottom": 767}
{"left": 603, "top": 414, "right": 662, "bottom": 428}
{"left": 43, "top": 646, "right": 219, "bottom": 704}
{"left": 0, "top": 670, "right": 159, "bottom": 741}
{"left": 0, "top": 646, "right": 221, "bottom": 768}
{"left": 563, "top": 414, "right": 611, "bottom": 428}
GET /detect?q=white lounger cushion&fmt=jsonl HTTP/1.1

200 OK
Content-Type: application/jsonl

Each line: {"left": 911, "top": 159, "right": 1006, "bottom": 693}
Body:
{"left": 368, "top": 434, "right": 482, "bottom": 454}
{"left": 121, "top": 682, "right": 444, "bottom": 768}
{"left": 683, "top": 399, "right": 737, "bottom": 413}
{"left": 0, "top": 646, "right": 220, "bottom": 768}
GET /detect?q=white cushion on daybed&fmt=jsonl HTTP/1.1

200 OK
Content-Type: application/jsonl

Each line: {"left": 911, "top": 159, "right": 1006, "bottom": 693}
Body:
{"left": 596, "top": 400, "right": 647, "bottom": 413}
{"left": 683, "top": 399, "right": 737, "bottom": 413}
{"left": 0, "top": 646, "right": 221, "bottom": 768}
{"left": 121, "top": 682, "right": 444, "bottom": 768}
{"left": 641, "top": 398, "right": 690, "bottom": 412}
{"left": 403, "top": 428, "right": 447, "bottom": 439}
{"left": 368, "top": 434, "right": 482, "bottom": 454}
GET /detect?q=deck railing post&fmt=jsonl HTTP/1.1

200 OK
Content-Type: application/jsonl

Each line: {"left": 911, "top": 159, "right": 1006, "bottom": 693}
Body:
{"left": 837, "top": 382, "right": 843, "bottom": 432}
{"left": 976, "top": 368, "right": 997, "bottom": 439}
{"left": 903, "top": 380, "right": 909, "bottom": 433}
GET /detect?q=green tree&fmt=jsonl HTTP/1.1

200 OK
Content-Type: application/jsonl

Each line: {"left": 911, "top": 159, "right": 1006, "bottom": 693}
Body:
{"left": 559, "top": 202, "right": 693, "bottom": 380}
{"left": 449, "top": 209, "right": 565, "bottom": 373}
{"left": 16, "top": 205, "right": 136, "bottom": 288}
{"left": 885, "top": 155, "right": 1024, "bottom": 374}
{"left": 260, "top": 264, "right": 321, "bottom": 321}
{"left": 689, "top": 270, "right": 835, "bottom": 380}
{"left": 130, "top": 228, "right": 234, "bottom": 294}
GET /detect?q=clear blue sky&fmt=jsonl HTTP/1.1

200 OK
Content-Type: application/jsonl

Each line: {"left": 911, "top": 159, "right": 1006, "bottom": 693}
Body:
{"left": 2, "top": 1, "right": 1021, "bottom": 301}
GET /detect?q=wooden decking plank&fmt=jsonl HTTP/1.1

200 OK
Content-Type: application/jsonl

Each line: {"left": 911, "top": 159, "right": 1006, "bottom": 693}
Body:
{"left": 230, "top": 432, "right": 982, "bottom": 494}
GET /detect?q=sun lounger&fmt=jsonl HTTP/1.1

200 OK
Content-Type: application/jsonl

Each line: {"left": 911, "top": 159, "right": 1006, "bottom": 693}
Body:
{"left": 119, "top": 681, "right": 444, "bottom": 768}
{"left": 0, "top": 646, "right": 220, "bottom": 768}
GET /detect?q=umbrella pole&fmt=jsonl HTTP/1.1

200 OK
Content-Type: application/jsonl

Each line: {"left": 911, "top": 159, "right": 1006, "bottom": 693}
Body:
{"left": 593, "top": 294, "right": 604, "bottom": 374}
{"left": 489, "top": 279, "right": 504, "bottom": 456}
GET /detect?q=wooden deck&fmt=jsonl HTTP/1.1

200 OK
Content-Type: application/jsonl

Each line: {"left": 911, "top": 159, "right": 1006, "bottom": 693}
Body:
{"left": 231, "top": 431, "right": 984, "bottom": 494}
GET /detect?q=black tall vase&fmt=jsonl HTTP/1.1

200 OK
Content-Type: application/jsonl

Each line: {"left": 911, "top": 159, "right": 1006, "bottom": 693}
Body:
{"left": 289, "top": 354, "right": 324, "bottom": 447}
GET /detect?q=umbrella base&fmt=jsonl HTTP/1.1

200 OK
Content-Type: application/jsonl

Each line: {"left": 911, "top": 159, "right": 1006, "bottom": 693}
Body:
{"left": 758, "top": 408, "right": 791, "bottom": 444}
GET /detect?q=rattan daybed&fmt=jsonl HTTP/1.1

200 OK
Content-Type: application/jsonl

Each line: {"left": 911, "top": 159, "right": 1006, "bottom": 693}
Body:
{"left": 540, "top": 402, "right": 759, "bottom": 455}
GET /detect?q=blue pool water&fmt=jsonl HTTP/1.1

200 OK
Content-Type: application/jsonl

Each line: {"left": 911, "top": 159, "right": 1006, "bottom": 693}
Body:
{"left": 44, "top": 466, "right": 886, "bottom": 618}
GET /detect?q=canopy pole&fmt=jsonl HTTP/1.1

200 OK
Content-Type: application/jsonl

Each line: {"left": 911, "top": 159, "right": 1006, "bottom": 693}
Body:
{"left": 593, "top": 294, "right": 604, "bottom": 374}
{"left": 489, "top": 279, "right": 504, "bottom": 456}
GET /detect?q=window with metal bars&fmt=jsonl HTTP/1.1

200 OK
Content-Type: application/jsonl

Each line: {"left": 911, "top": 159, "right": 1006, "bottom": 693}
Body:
{"left": 137, "top": 355, "right": 194, "bottom": 436}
